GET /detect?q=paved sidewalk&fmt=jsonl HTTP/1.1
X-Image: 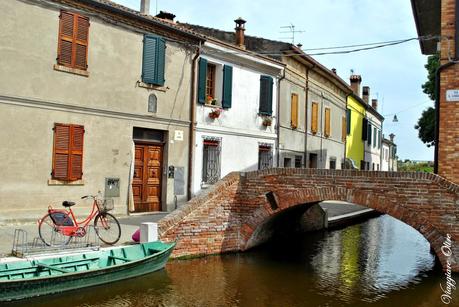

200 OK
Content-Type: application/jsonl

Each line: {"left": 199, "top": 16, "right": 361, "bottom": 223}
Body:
{"left": 320, "top": 200, "right": 379, "bottom": 227}
{"left": 0, "top": 212, "right": 169, "bottom": 258}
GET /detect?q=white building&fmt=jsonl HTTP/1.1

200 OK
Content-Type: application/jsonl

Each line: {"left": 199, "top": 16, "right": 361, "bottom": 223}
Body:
{"left": 191, "top": 20, "right": 284, "bottom": 194}
{"left": 362, "top": 88, "right": 384, "bottom": 171}
{"left": 381, "top": 134, "right": 398, "bottom": 171}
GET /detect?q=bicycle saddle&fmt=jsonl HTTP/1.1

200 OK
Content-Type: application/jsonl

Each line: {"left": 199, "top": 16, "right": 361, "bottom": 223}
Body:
{"left": 62, "top": 201, "right": 76, "bottom": 207}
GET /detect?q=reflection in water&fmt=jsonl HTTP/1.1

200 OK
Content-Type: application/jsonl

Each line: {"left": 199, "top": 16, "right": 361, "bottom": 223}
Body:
{"left": 6, "top": 215, "right": 458, "bottom": 307}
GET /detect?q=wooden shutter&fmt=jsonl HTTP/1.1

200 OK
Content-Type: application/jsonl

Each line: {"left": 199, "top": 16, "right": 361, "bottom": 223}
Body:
{"left": 222, "top": 65, "right": 233, "bottom": 108}
{"left": 367, "top": 123, "right": 372, "bottom": 146}
{"left": 52, "top": 124, "right": 84, "bottom": 181}
{"left": 341, "top": 116, "right": 346, "bottom": 142}
{"left": 362, "top": 118, "right": 368, "bottom": 140}
{"left": 142, "top": 35, "right": 166, "bottom": 85}
{"left": 378, "top": 130, "right": 381, "bottom": 149}
{"left": 259, "top": 76, "right": 273, "bottom": 115}
{"left": 197, "top": 58, "right": 208, "bottom": 104}
{"left": 291, "top": 93, "right": 298, "bottom": 129}
{"left": 346, "top": 108, "right": 351, "bottom": 135}
{"left": 311, "top": 102, "right": 318, "bottom": 134}
{"left": 324, "top": 107, "right": 331, "bottom": 137}
{"left": 57, "top": 11, "right": 89, "bottom": 70}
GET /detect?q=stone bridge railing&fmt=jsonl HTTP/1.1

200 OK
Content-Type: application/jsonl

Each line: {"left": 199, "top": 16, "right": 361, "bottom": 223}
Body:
{"left": 158, "top": 169, "right": 459, "bottom": 272}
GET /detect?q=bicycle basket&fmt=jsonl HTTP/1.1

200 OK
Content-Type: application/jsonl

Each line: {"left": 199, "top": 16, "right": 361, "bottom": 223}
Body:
{"left": 99, "top": 198, "right": 114, "bottom": 213}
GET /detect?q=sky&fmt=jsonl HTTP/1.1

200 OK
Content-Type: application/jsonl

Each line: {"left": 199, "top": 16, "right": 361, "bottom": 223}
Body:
{"left": 114, "top": 0, "right": 434, "bottom": 161}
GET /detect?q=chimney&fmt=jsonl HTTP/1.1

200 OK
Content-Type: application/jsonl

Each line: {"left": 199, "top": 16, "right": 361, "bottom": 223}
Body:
{"left": 332, "top": 68, "right": 337, "bottom": 74}
{"left": 234, "top": 17, "right": 246, "bottom": 49}
{"left": 155, "top": 11, "right": 176, "bottom": 22}
{"left": 389, "top": 133, "right": 395, "bottom": 142}
{"left": 371, "top": 99, "right": 378, "bottom": 110}
{"left": 140, "top": 0, "right": 150, "bottom": 14}
{"left": 350, "top": 75, "right": 362, "bottom": 96}
{"left": 362, "top": 86, "right": 370, "bottom": 104}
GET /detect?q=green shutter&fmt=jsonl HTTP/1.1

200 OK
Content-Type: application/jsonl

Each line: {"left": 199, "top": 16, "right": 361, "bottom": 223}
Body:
{"left": 259, "top": 75, "right": 273, "bottom": 115}
{"left": 222, "top": 65, "right": 233, "bottom": 108}
{"left": 346, "top": 109, "right": 351, "bottom": 135}
{"left": 198, "top": 58, "right": 207, "bottom": 104}
{"left": 362, "top": 118, "right": 368, "bottom": 140}
{"left": 378, "top": 130, "right": 381, "bottom": 149}
{"left": 367, "top": 123, "right": 372, "bottom": 146}
{"left": 142, "top": 35, "right": 166, "bottom": 86}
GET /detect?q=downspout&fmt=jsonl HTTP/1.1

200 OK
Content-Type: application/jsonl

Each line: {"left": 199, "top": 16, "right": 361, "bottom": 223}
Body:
{"left": 276, "top": 67, "right": 286, "bottom": 167}
{"left": 434, "top": 61, "right": 455, "bottom": 174}
{"left": 304, "top": 67, "right": 310, "bottom": 167}
{"left": 187, "top": 43, "right": 201, "bottom": 200}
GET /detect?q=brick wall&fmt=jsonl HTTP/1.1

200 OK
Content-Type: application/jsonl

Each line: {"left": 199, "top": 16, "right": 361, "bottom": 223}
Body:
{"left": 158, "top": 169, "right": 459, "bottom": 272}
{"left": 439, "top": 0, "right": 459, "bottom": 184}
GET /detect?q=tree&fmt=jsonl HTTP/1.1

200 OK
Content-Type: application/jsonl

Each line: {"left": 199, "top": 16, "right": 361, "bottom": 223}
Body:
{"left": 415, "top": 53, "right": 440, "bottom": 147}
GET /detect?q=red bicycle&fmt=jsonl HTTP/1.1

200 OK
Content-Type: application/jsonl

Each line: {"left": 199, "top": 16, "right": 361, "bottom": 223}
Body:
{"left": 38, "top": 194, "right": 121, "bottom": 246}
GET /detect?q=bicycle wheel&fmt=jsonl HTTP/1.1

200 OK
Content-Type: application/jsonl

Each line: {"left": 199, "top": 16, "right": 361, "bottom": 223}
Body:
{"left": 94, "top": 212, "right": 121, "bottom": 245}
{"left": 38, "top": 213, "right": 71, "bottom": 246}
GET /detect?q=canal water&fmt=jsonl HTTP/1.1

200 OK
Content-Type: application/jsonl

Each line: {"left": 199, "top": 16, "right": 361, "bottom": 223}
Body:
{"left": 7, "top": 215, "right": 459, "bottom": 307}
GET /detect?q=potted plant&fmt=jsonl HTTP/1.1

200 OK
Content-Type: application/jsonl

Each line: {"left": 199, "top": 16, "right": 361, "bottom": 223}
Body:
{"left": 209, "top": 108, "right": 222, "bottom": 119}
{"left": 206, "top": 96, "right": 217, "bottom": 105}
{"left": 262, "top": 116, "right": 272, "bottom": 127}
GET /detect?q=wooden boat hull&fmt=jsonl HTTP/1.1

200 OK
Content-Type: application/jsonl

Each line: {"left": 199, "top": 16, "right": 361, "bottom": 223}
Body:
{"left": 0, "top": 241, "right": 175, "bottom": 302}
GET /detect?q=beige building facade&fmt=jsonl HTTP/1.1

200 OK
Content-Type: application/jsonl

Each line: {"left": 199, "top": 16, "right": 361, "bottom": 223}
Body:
{"left": 0, "top": 0, "right": 203, "bottom": 222}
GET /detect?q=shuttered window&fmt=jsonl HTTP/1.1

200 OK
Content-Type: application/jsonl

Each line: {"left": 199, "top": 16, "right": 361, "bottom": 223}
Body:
{"left": 222, "top": 65, "right": 233, "bottom": 108}
{"left": 341, "top": 116, "right": 347, "bottom": 142}
{"left": 57, "top": 11, "right": 89, "bottom": 70}
{"left": 197, "top": 58, "right": 208, "bottom": 104}
{"left": 52, "top": 123, "right": 84, "bottom": 181}
{"left": 259, "top": 76, "right": 274, "bottom": 115}
{"left": 142, "top": 35, "right": 166, "bottom": 86}
{"left": 291, "top": 93, "right": 299, "bottom": 129}
{"left": 311, "top": 102, "right": 319, "bottom": 134}
{"left": 346, "top": 108, "right": 351, "bottom": 135}
{"left": 362, "top": 118, "right": 368, "bottom": 140}
{"left": 367, "top": 123, "right": 372, "bottom": 146}
{"left": 324, "top": 107, "right": 331, "bottom": 137}
{"left": 378, "top": 130, "right": 381, "bottom": 149}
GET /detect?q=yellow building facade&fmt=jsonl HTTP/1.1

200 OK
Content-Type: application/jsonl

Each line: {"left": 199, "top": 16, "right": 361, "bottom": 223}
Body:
{"left": 346, "top": 94, "right": 366, "bottom": 169}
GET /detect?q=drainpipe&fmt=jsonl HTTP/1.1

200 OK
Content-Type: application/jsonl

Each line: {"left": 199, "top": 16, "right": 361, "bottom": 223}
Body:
{"left": 434, "top": 61, "right": 455, "bottom": 174}
{"left": 304, "top": 68, "right": 310, "bottom": 167}
{"left": 187, "top": 43, "right": 201, "bottom": 200}
{"left": 276, "top": 68, "right": 286, "bottom": 167}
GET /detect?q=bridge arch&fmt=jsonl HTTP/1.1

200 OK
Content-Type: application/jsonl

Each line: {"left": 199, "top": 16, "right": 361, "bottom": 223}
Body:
{"left": 158, "top": 169, "right": 459, "bottom": 272}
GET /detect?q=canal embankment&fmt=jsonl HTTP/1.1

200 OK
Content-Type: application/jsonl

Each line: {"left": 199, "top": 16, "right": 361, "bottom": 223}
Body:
{"left": 0, "top": 202, "right": 376, "bottom": 261}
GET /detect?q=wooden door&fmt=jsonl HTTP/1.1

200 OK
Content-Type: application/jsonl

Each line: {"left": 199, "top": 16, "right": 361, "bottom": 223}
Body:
{"left": 132, "top": 144, "right": 163, "bottom": 212}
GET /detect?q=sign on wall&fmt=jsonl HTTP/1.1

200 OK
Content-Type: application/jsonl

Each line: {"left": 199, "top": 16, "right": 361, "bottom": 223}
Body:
{"left": 446, "top": 89, "right": 459, "bottom": 102}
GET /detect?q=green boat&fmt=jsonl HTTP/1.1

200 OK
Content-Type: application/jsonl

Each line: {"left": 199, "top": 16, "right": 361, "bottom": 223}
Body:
{"left": 0, "top": 241, "right": 175, "bottom": 302}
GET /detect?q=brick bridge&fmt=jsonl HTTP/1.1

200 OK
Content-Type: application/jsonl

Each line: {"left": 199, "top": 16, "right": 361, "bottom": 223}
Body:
{"left": 158, "top": 169, "right": 459, "bottom": 272}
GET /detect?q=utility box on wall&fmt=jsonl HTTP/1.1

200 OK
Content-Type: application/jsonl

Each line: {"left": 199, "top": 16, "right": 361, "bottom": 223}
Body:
{"left": 105, "top": 178, "right": 120, "bottom": 197}
{"left": 174, "top": 167, "right": 185, "bottom": 195}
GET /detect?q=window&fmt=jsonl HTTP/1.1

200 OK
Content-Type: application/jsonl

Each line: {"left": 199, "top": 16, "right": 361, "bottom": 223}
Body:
{"left": 311, "top": 102, "right": 319, "bottom": 134}
{"left": 295, "top": 156, "right": 302, "bottom": 168}
{"left": 202, "top": 139, "right": 221, "bottom": 184}
{"left": 367, "top": 123, "right": 372, "bottom": 146}
{"left": 198, "top": 59, "right": 233, "bottom": 108}
{"left": 142, "top": 35, "right": 166, "bottom": 86}
{"left": 258, "top": 145, "right": 273, "bottom": 170}
{"left": 284, "top": 157, "right": 292, "bottom": 168}
{"left": 57, "top": 11, "right": 89, "bottom": 70}
{"left": 330, "top": 159, "right": 336, "bottom": 170}
{"left": 373, "top": 127, "right": 377, "bottom": 148}
{"left": 52, "top": 123, "right": 84, "bottom": 181}
{"left": 309, "top": 153, "right": 318, "bottom": 169}
{"left": 378, "top": 130, "right": 381, "bottom": 149}
{"left": 259, "top": 76, "right": 274, "bottom": 115}
{"left": 341, "top": 116, "right": 347, "bottom": 142}
{"left": 362, "top": 118, "right": 368, "bottom": 140}
{"left": 291, "top": 93, "right": 299, "bottom": 129}
{"left": 324, "top": 107, "right": 331, "bottom": 137}
{"left": 206, "top": 64, "right": 216, "bottom": 99}
{"left": 346, "top": 108, "right": 351, "bottom": 135}
{"left": 372, "top": 163, "right": 375, "bottom": 171}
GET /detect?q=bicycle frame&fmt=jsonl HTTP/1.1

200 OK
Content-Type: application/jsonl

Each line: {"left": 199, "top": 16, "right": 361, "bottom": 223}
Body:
{"left": 47, "top": 199, "right": 101, "bottom": 237}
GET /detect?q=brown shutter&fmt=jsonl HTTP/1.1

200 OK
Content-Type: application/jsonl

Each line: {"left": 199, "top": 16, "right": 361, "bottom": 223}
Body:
{"left": 57, "top": 11, "right": 89, "bottom": 70}
{"left": 70, "top": 125, "right": 84, "bottom": 180}
{"left": 311, "top": 102, "right": 318, "bottom": 134}
{"left": 324, "top": 108, "right": 331, "bottom": 137}
{"left": 291, "top": 93, "right": 298, "bottom": 129}
{"left": 342, "top": 116, "right": 347, "bottom": 142}
{"left": 52, "top": 123, "right": 84, "bottom": 181}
